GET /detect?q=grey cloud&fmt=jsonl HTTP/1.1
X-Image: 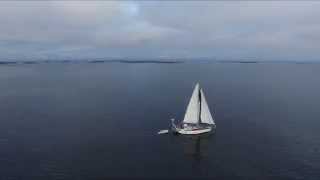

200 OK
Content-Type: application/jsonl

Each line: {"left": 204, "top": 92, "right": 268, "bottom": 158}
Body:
{"left": 0, "top": 1, "right": 320, "bottom": 61}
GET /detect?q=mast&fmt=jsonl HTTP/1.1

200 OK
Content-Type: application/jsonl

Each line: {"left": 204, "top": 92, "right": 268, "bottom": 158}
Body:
{"left": 198, "top": 88, "right": 202, "bottom": 124}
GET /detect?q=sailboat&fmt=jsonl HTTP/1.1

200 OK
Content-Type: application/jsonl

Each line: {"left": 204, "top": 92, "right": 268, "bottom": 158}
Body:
{"left": 171, "top": 83, "right": 216, "bottom": 135}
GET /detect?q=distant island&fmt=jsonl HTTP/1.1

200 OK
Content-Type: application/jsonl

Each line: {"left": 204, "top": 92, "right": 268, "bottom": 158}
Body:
{"left": 217, "top": 60, "right": 258, "bottom": 64}
{"left": 88, "top": 60, "right": 183, "bottom": 64}
{"left": 0, "top": 61, "right": 18, "bottom": 64}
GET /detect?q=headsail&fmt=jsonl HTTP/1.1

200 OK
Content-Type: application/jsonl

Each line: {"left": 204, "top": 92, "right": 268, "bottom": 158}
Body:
{"left": 200, "top": 89, "right": 215, "bottom": 125}
{"left": 183, "top": 83, "right": 200, "bottom": 124}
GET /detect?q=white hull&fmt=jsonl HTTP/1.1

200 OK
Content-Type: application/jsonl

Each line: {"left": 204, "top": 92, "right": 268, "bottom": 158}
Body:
{"left": 173, "top": 126, "right": 213, "bottom": 135}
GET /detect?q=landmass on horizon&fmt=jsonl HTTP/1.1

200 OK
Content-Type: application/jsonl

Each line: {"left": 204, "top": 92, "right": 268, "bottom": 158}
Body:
{"left": 0, "top": 58, "right": 319, "bottom": 65}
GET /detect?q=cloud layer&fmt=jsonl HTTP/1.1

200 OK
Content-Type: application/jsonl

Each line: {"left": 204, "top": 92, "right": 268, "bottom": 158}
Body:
{"left": 0, "top": 1, "right": 320, "bottom": 61}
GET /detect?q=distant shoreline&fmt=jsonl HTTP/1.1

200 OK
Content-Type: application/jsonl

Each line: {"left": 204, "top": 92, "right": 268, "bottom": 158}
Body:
{"left": 217, "top": 60, "right": 258, "bottom": 64}
{"left": 0, "top": 59, "right": 319, "bottom": 65}
{"left": 0, "top": 60, "right": 183, "bottom": 65}
{"left": 88, "top": 60, "right": 183, "bottom": 64}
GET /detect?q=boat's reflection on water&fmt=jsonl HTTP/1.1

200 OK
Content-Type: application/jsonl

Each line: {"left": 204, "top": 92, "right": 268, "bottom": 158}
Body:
{"left": 175, "top": 132, "right": 215, "bottom": 161}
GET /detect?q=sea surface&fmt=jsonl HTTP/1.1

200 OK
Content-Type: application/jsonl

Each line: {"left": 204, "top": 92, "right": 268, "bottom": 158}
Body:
{"left": 0, "top": 62, "right": 319, "bottom": 179}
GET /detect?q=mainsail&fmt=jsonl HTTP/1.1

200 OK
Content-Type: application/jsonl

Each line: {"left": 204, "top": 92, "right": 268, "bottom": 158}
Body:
{"left": 183, "top": 83, "right": 200, "bottom": 124}
{"left": 183, "top": 83, "right": 215, "bottom": 125}
{"left": 200, "top": 89, "right": 215, "bottom": 125}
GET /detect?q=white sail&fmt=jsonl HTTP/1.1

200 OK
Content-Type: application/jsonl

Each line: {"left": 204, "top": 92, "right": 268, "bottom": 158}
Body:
{"left": 183, "top": 83, "right": 200, "bottom": 124}
{"left": 200, "top": 89, "right": 215, "bottom": 125}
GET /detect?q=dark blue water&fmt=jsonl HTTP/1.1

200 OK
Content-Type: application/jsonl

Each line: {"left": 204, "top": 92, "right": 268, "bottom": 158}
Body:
{"left": 0, "top": 62, "right": 319, "bottom": 179}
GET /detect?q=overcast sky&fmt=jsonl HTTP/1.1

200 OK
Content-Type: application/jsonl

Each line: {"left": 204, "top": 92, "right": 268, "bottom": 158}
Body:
{"left": 0, "top": 1, "right": 320, "bottom": 61}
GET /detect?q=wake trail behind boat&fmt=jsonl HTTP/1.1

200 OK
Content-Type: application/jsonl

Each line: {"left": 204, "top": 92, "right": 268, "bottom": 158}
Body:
{"left": 157, "top": 129, "right": 169, "bottom": 134}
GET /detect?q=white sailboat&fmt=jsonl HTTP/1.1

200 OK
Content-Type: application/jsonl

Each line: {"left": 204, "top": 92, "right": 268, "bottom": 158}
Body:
{"left": 171, "top": 83, "right": 216, "bottom": 135}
